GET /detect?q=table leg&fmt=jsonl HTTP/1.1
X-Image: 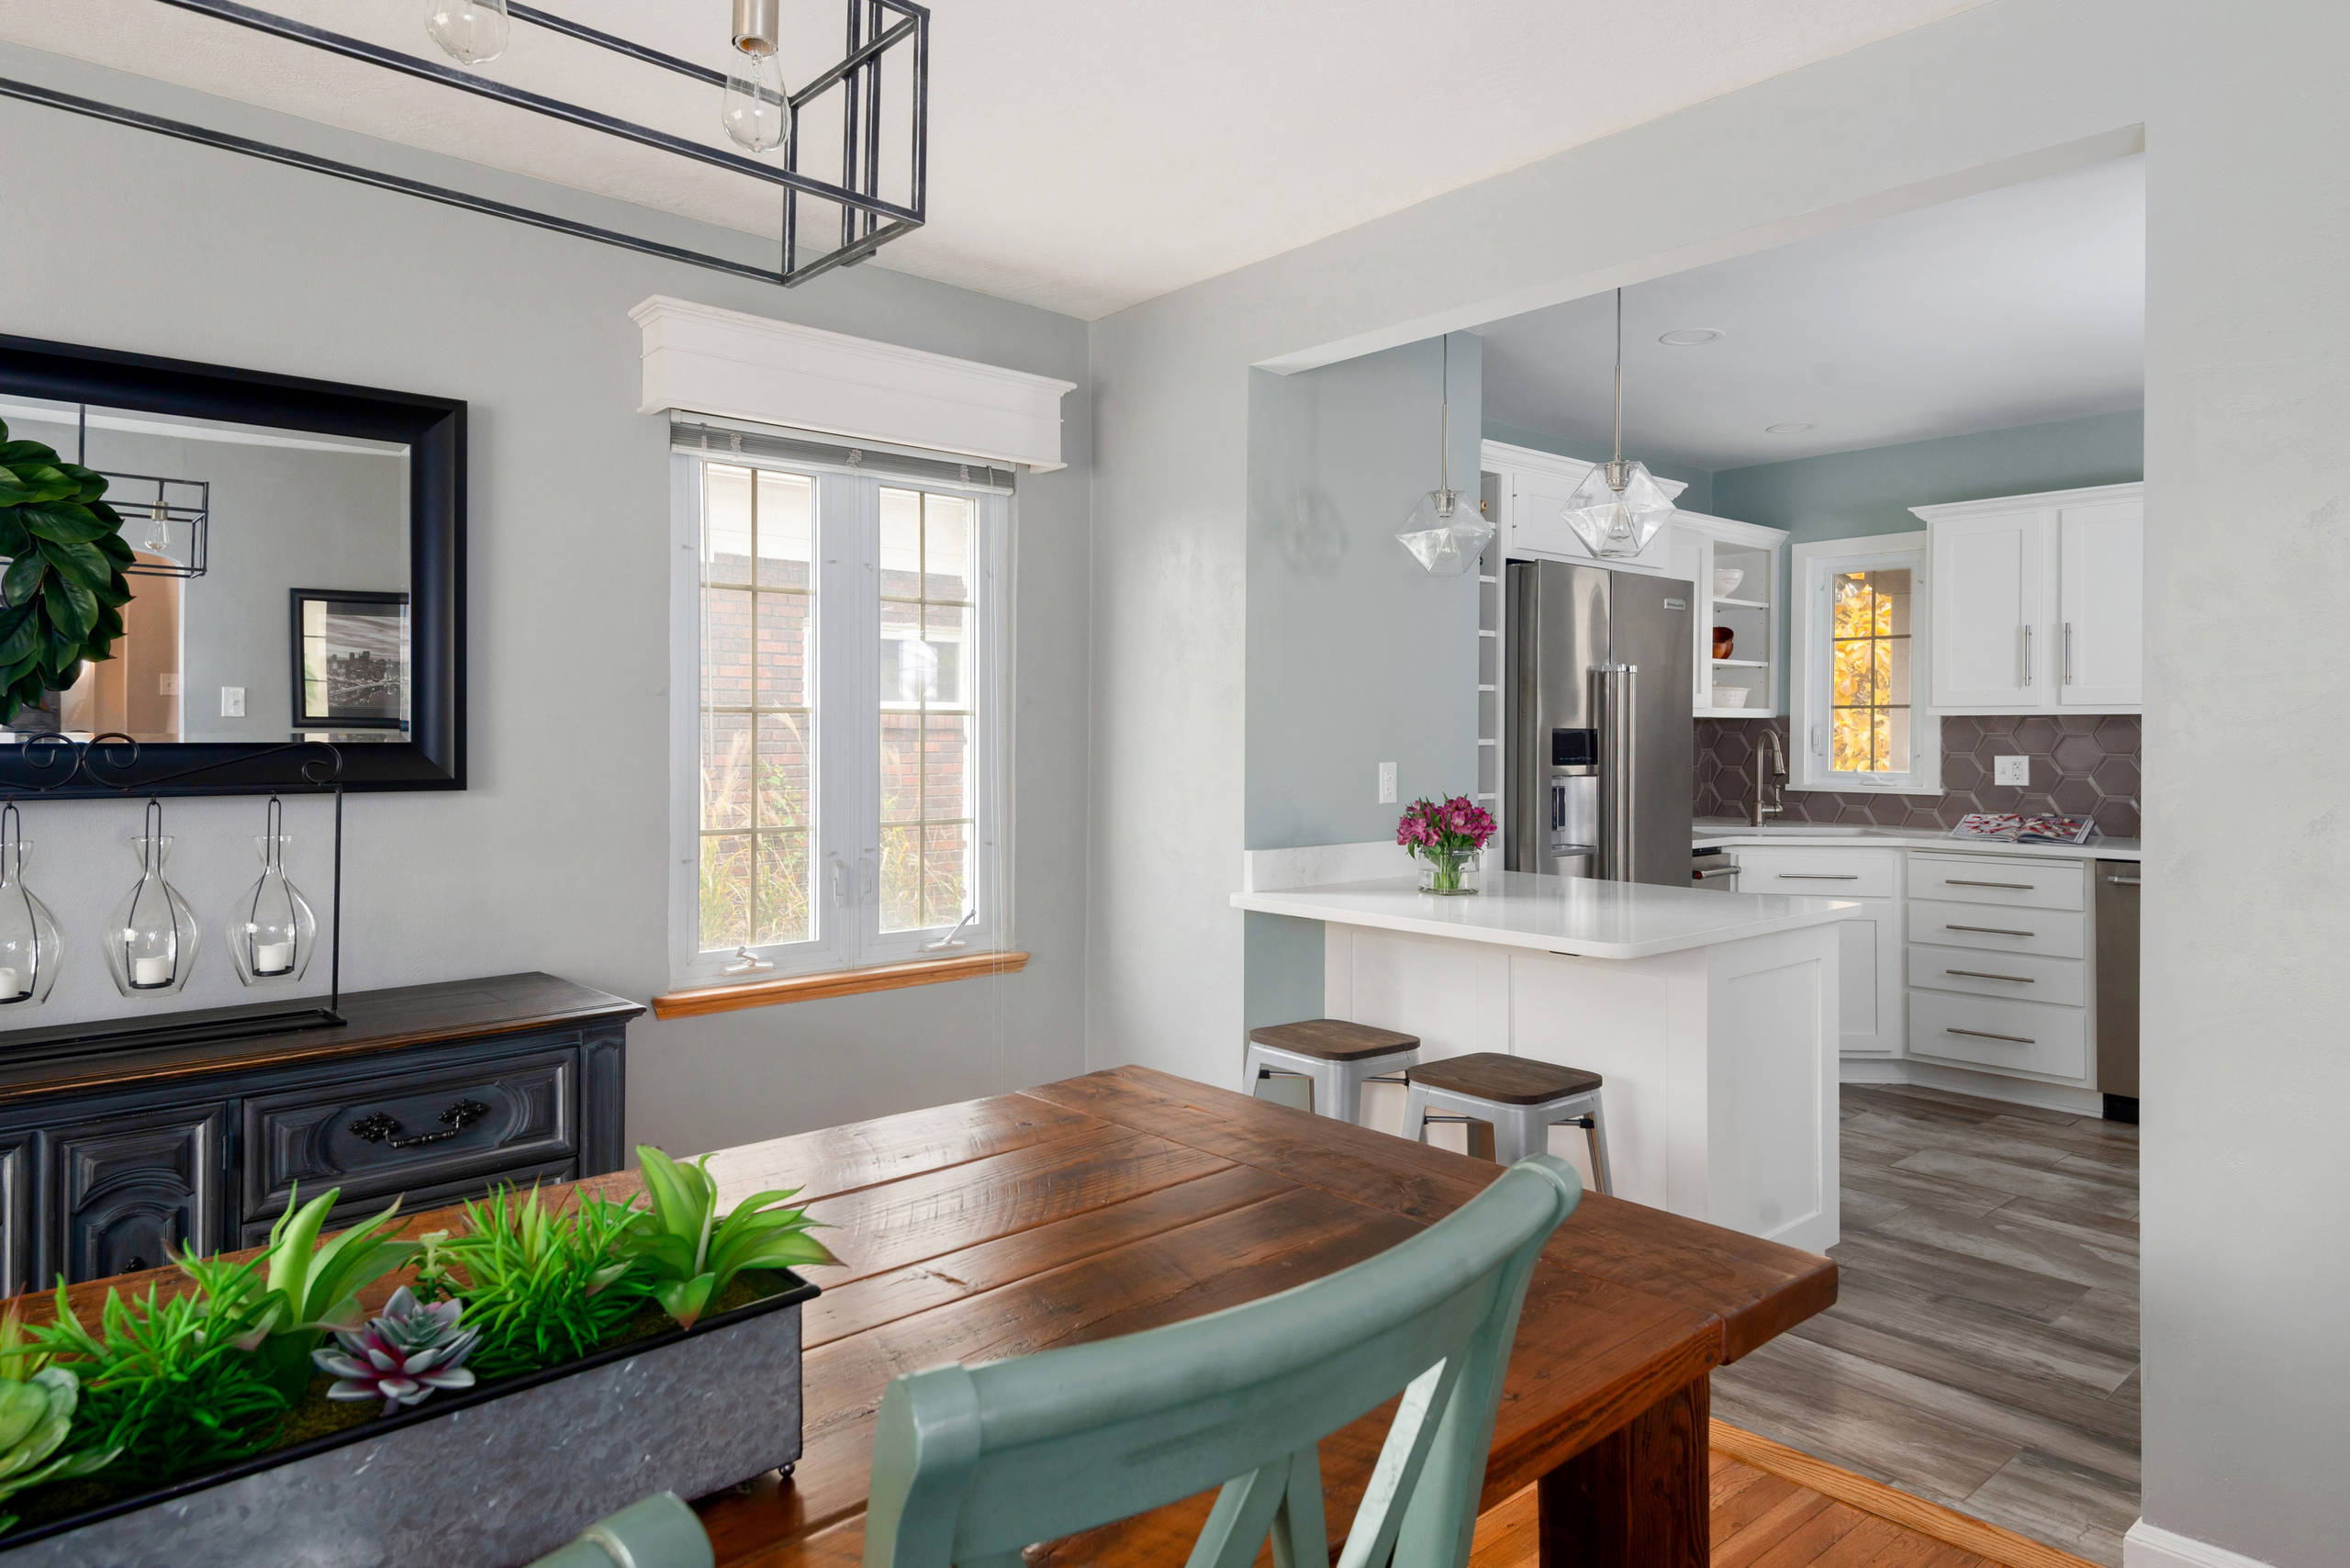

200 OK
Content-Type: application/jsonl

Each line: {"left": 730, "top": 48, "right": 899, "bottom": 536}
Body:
{"left": 1534, "top": 1374, "right": 1708, "bottom": 1568}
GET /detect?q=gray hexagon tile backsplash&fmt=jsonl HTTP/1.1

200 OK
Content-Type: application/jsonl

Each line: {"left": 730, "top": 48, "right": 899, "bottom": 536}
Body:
{"left": 1693, "top": 715, "right": 2141, "bottom": 838}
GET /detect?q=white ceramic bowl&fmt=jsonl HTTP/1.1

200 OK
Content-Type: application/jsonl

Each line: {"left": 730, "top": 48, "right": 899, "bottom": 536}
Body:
{"left": 1713, "top": 686, "right": 1751, "bottom": 709}
{"left": 1713, "top": 568, "right": 1744, "bottom": 598}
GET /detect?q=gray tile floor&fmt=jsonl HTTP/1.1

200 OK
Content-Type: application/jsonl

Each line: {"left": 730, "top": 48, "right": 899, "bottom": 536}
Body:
{"left": 1711, "top": 1082, "right": 2141, "bottom": 1565}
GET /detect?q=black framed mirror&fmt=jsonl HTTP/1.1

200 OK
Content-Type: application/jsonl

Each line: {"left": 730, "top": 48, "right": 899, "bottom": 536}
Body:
{"left": 0, "top": 335, "right": 464, "bottom": 793}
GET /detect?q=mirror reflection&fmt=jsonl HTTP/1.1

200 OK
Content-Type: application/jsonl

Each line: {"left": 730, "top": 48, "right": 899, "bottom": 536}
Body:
{"left": 0, "top": 397, "right": 411, "bottom": 745}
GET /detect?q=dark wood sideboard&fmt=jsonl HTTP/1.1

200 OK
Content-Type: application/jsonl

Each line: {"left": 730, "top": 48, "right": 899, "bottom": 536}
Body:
{"left": 0, "top": 973, "right": 638, "bottom": 1293}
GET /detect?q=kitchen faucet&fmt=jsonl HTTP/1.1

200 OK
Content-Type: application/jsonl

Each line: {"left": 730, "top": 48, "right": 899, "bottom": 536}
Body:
{"left": 1750, "top": 727, "right": 1787, "bottom": 827}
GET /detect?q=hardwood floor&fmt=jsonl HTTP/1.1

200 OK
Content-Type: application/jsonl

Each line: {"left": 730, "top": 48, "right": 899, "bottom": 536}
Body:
{"left": 1709, "top": 1084, "right": 2140, "bottom": 1566}
{"left": 1468, "top": 1420, "right": 2100, "bottom": 1568}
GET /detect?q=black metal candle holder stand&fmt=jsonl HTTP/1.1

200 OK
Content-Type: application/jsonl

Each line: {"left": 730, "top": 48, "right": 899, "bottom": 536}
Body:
{"left": 0, "top": 733, "right": 345, "bottom": 1060}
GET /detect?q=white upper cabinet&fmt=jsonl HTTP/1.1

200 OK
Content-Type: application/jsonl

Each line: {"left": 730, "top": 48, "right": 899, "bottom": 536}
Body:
{"left": 1915, "top": 482, "right": 2142, "bottom": 715}
{"left": 2056, "top": 496, "right": 2144, "bottom": 708}
{"left": 1483, "top": 440, "right": 1679, "bottom": 576}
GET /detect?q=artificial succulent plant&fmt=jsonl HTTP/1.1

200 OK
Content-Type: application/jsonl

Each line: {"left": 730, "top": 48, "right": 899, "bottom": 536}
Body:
{"left": 626, "top": 1145, "right": 837, "bottom": 1329}
{"left": 0, "top": 420, "right": 137, "bottom": 726}
{"left": 313, "top": 1286, "right": 480, "bottom": 1417}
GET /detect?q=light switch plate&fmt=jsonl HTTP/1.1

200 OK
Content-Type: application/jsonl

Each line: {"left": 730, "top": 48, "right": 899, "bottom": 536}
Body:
{"left": 220, "top": 686, "right": 246, "bottom": 718}
{"left": 158, "top": 673, "right": 180, "bottom": 696}
{"left": 1994, "top": 755, "right": 2030, "bottom": 786}
{"left": 1378, "top": 761, "right": 1397, "bottom": 804}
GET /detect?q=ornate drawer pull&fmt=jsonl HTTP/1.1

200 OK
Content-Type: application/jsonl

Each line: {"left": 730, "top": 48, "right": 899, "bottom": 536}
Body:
{"left": 349, "top": 1098, "right": 491, "bottom": 1149}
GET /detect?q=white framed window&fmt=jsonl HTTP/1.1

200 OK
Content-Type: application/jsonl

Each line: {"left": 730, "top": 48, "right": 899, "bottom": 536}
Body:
{"left": 1789, "top": 533, "right": 1940, "bottom": 795}
{"left": 668, "top": 434, "right": 1009, "bottom": 990}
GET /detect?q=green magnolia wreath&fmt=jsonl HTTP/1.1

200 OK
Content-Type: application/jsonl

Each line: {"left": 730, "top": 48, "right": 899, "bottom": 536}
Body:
{"left": 0, "top": 419, "right": 135, "bottom": 725}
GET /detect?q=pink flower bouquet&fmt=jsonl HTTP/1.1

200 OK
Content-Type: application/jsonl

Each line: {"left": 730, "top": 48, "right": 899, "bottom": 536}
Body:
{"left": 1396, "top": 794, "right": 1496, "bottom": 895}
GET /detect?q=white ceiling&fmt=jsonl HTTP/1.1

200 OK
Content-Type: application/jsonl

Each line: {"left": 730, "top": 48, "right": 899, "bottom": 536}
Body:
{"left": 0, "top": 0, "right": 1989, "bottom": 319}
{"left": 1478, "top": 155, "right": 2146, "bottom": 472}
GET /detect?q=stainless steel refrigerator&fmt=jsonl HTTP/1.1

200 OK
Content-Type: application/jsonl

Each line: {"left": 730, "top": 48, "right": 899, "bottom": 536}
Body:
{"left": 1503, "top": 559, "right": 1695, "bottom": 886}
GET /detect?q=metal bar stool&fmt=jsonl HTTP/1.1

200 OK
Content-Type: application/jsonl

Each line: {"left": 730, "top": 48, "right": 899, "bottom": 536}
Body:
{"left": 1401, "top": 1051, "right": 1612, "bottom": 1194}
{"left": 1243, "top": 1019, "right": 1420, "bottom": 1126}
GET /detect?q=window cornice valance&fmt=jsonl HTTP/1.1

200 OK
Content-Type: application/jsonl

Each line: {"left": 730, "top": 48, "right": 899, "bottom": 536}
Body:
{"left": 630, "top": 296, "right": 1077, "bottom": 472}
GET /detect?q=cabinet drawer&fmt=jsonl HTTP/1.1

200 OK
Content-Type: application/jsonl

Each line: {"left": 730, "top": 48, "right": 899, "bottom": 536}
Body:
{"left": 242, "top": 1047, "right": 576, "bottom": 1220}
{"left": 1908, "top": 853, "right": 2085, "bottom": 911}
{"left": 238, "top": 1158, "right": 577, "bottom": 1248}
{"left": 1909, "top": 990, "right": 2088, "bottom": 1081}
{"left": 1908, "top": 942, "right": 2087, "bottom": 1007}
{"left": 1908, "top": 898, "right": 2085, "bottom": 958}
{"left": 1734, "top": 849, "right": 1899, "bottom": 900}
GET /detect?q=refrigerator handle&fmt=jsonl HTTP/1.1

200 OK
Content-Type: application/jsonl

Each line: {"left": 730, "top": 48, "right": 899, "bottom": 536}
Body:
{"left": 1595, "top": 663, "right": 1637, "bottom": 881}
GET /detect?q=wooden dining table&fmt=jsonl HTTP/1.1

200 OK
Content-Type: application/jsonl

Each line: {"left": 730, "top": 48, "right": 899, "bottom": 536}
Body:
{"left": 675, "top": 1064, "right": 1838, "bottom": 1567}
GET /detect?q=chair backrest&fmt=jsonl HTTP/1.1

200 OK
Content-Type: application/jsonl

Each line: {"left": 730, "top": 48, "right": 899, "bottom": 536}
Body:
{"left": 524, "top": 1492, "right": 714, "bottom": 1568}
{"left": 863, "top": 1154, "right": 1582, "bottom": 1568}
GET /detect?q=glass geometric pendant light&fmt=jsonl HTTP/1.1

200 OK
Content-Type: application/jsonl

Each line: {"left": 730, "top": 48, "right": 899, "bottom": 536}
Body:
{"left": 426, "top": 0, "right": 510, "bottom": 65}
{"left": 1396, "top": 335, "right": 1496, "bottom": 577}
{"left": 0, "top": 806, "right": 61, "bottom": 1008}
{"left": 106, "top": 800, "right": 200, "bottom": 998}
{"left": 229, "top": 798, "right": 319, "bottom": 988}
{"left": 1560, "top": 289, "right": 1677, "bottom": 559}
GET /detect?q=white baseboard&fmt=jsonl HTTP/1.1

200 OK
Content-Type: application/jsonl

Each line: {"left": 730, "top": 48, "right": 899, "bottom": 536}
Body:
{"left": 2124, "top": 1519, "right": 2281, "bottom": 1568}
{"left": 1838, "top": 1055, "right": 2106, "bottom": 1116}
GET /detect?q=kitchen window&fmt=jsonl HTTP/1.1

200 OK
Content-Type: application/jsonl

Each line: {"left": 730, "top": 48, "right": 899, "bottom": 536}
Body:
{"left": 669, "top": 432, "right": 1009, "bottom": 989}
{"left": 1789, "top": 534, "right": 1940, "bottom": 794}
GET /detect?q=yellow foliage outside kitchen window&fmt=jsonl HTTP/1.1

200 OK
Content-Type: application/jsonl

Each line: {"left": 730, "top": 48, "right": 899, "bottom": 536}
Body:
{"left": 1830, "top": 569, "right": 1911, "bottom": 774}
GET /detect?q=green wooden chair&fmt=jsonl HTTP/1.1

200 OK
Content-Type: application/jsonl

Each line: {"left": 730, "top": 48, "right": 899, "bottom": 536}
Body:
{"left": 863, "top": 1153, "right": 1582, "bottom": 1568}
{"left": 526, "top": 1491, "right": 714, "bottom": 1568}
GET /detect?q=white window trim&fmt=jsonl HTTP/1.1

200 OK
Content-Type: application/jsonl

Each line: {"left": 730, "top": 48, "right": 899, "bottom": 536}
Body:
{"left": 666, "top": 449, "right": 1013, "bottom": 991}
{"left": 1788, "top": 532, "right": 1941, "bottom": 796}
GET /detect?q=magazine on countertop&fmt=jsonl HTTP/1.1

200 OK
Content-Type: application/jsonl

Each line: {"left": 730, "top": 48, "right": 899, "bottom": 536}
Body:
{"left": 1949, "top": 812, "right": 2096, "bottom": 845}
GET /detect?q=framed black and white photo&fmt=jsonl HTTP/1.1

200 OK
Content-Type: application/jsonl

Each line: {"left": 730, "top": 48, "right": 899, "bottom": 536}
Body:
{"left": 290, "top": 589, "right": 411, "bottom": 730}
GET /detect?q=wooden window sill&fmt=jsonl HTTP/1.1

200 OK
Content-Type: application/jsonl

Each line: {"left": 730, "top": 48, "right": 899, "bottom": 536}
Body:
{"left": 652, "top": 950, "right": 1028, "bottom": 1019}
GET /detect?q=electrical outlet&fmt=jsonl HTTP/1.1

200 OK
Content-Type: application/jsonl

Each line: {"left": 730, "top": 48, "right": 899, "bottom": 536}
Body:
{"left": 1378, "top": 761, "right": 1397, "bottom": 804}
{"left": 1994, "top": 755, "right": 2030, "bottom": 787}
{"left": 220, "top": 686, "right": 246, "bottom": 718}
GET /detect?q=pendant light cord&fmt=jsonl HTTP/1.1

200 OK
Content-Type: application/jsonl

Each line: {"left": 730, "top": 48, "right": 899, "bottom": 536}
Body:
{"left": 1611, "top": 288, "right": 1625, "bottom": 468}
{"left": 1438, "top": 334, "right": 1452, "bottom": 499}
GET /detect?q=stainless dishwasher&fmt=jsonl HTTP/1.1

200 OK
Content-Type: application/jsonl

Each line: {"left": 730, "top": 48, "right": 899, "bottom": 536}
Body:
{"left": 2095, "top": 860, "right": 2140, "bottom": 1124}
{"left": 1692, "top": 847, "right": 1740, "bottom": 890}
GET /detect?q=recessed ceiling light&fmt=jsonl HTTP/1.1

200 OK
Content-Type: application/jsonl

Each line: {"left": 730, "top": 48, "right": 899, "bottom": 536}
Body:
{"left": 1764, "top": 422, "right": 1815, "bottom": 434}
{"left": 1657, "top": 328, "right": 1723, "bottom": 346}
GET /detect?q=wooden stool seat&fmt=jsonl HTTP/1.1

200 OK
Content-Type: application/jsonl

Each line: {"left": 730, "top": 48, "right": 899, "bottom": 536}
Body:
{"left": 1407, "top": 1051, "right": 1601, "bottom": 1104}
{"left": 1246, "top": 1018, "right": 1419, "bottom": 1062}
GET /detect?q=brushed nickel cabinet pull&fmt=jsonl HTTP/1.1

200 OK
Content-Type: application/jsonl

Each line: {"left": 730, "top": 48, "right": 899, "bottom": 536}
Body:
{"left": 1945, "top": 924, "right": 2035, "bottom": 936}
{"left": 1947, "top": 879, "right": 2032, "bottom": 890}
{"left": 1948, "top": 1026, "right": 2035, "bottom": 1044}
{"left": 2107, "top": 874, "right": 2142, "bottom": 886}
{"left": 1947, "top": 969, "right": 2033, "bottom": 983}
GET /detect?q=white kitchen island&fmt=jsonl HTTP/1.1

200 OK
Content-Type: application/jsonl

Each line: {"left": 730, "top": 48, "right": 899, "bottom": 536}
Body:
{"left": 1232, "top": 843, "right": 1861, "bottom": 1253}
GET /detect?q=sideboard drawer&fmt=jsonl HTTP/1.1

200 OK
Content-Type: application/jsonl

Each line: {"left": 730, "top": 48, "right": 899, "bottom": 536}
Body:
{"left": 238, "top": 1157, "right": 578, "bottom": 1247}
{"left": 1908, "top": 898, "right": 2086, "bottom": 959}
{"left": 1909, "top": 990, "right": 2088, "bottom": 1081}
{"left": 242, "top": 1046, "right": 577, "bottom": 1220}
{"left": 1908, "top": 853, "right": 2086, "bottom": 911}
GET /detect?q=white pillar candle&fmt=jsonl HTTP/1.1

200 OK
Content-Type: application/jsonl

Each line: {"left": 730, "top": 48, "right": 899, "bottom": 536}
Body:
{"left": 0, "top": 968, "right": 21, "bottom": 1000}
{"left": 254, "top": 941, "right": 295, "bottom": 975}
{"left": 132, "top": 955, "right": 173, "bottom": 988}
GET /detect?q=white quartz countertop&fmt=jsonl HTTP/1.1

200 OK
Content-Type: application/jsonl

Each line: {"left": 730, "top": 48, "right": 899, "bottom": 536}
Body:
{"left": 1693, "top": 819, "right": 2143, "bottom": 863}
{"left": 1230, "top": 869, "right": 1860, "bottom": 960}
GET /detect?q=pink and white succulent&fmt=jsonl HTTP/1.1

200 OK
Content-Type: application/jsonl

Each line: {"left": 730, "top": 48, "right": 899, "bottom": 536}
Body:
{"left": 313, "top": 1286, "right": 481, "bottom": 1416}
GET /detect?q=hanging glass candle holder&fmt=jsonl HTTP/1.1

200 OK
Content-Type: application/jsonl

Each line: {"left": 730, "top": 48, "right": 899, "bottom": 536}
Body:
{"left": 0, "top": 805, "right": 61, "bottom": 1007}
{"left": 229, "top": 797, "right": 317, "bottom": 987}
{"left": 106, "top": 800, "right": 199, "bottom": 998}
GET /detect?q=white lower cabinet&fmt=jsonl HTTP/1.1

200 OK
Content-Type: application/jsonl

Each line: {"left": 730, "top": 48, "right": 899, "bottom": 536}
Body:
{"left": 1904, "top": 853, "right": 2095, "bottom": 1088}
{"left": 1733, "top": 848, "right": 1903, "bottom": 1058}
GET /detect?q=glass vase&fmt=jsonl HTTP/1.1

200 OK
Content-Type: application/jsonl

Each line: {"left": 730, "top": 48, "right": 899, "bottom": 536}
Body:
{"left": 229, "top": 799, "right": 318, "bottom": 986}
{"left": 0, "top": 806, "right": 61, "bottom": 1007}
{"left": 106, "top": 801, "right": 199, "bottom": 998}
{"left": 1418, "top": 847, "right": 1482, "bottom": 896}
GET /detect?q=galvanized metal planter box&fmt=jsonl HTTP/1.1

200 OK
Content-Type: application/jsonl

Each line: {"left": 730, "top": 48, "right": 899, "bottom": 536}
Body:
{"left": 0, "top": 1273, "right": 817, "bottom": 1568}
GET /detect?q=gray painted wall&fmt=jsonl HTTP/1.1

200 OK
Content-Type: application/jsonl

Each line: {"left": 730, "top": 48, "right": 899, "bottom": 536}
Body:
{"left": 0, "top": 42, "right": 1092, "bottom": 1155}
{"left": 1241, "top": 333, "right": 1483, "bottom": 1040}
{"left": 1086, "top": 1, "right": 2349, "bottom": 1561}
{"left": 1710, "top": 409, "right": 2144, "bottom": 706}
{"left": 8, "top": 416, "right": 409, "bottom": 742}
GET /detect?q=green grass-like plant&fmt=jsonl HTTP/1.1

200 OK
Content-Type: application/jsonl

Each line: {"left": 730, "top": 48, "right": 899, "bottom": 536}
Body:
{"left": 626, "top": 1145, "right": 836, "bottom": 1329}
{"left": 31, "top": 1262, "right": 287, "bottom": 1486}
{"left": 411, "top": 1185, "right": 649, "bottom": 1380}
{"left": 241, "top": 1186, "right": 416, "bottom": 1399}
